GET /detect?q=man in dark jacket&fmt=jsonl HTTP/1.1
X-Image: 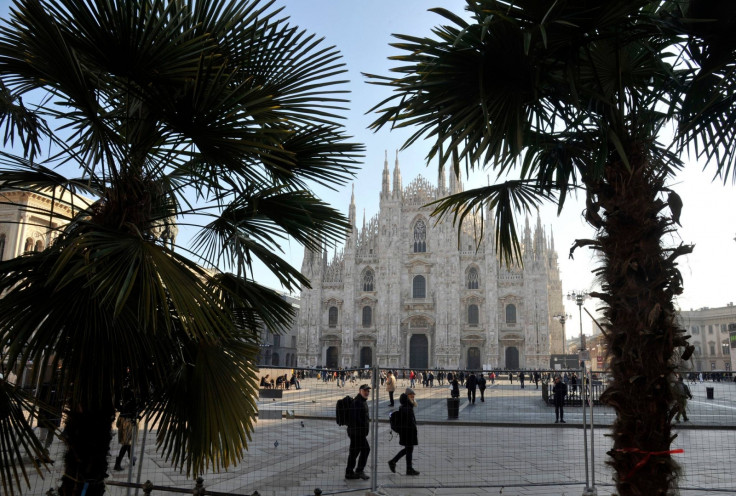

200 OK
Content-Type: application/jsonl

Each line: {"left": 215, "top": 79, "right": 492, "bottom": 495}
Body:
{"left": 477, "top": 372, "right": 487, "bottom": 402}
{"left": 345, "top": 384, "right": 371, "bottom": 480}
{"left": 466, "top": 371, "right": 477, "bottom": 404}
{"left": 388, "top": 388, "right": 420, "bottom": 476}
{"left": 552, "top": 375, "right": 568, "bottom": 423}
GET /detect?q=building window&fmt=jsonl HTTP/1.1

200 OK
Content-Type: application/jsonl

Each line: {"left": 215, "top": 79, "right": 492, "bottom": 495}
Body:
{"left": 467, "top": 267, "right": 479, "bottom": 289}
{"left": 362, "top": 306, "right": 372, "bottom": 328}
{"left": 273, "top": 335, "right": 280, "bottom": 347}
{"left": 692, "top": 326, "right": 699, "bottom": 335}
{"left": 412, "top": 275, "right": 426, "bottom": 299}
{"left": 722, "top": 324, "right": 728, "bottom": 333}
{"left": 272, "top": 353, "right": 280, "bottom": 366}
{"left": 328, "top": 306, "right": 338, "bottom": 327}
{"left": 34, "top": 240, "right": 44, "bottom": 252}
{"left": 0, "top": 233, "right": 5, "bottom": 261}
{"left": 722, "top": 340, "right": 730, "bottom": 356}
{"left": 709, "top": 343, "right": 716, "bottom": 356}
{"left": 24, "top": 237, "right": 33, "bottom": 253}
{"left": 694, "top": 345, "right": 701, "bottom": 356}
{"left": 708, "top": 325, "right": 713, "bottom": 334}
{"left": 506, "top": 304, "right": 517, "bottom": 324}
{"left": 291, "top": 336, "right": 296, "bottom": 348}
{"left": 711, "top": 362, "right": 716, "bottom": 370}
{"left": 468, "top": 304, "right": 479, "bottom": 325}
{"left": 413, "top": 220, "right": 427, "bottom": 253}
{"left": 362, "top": 268, "right": 374, "bottom": 291}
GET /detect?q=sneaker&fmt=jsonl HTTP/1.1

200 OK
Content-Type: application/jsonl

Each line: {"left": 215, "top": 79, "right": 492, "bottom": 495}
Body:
{"left": 406, "top": 468, "right": 420, "bottom": 476}
{"left": 560, "top": 420, "right": 567, "bottom": 423}
{"left": 355, "top": 471, "right": 370, "bottom": 480}
{"left": 554, "top": 420, "right": 559, "bottom": 423}
{"left": 345, "top": 472, "right": 358, "bottom": 480}
{"left": 388, "top": 460, "right": 396, "bottom": 473}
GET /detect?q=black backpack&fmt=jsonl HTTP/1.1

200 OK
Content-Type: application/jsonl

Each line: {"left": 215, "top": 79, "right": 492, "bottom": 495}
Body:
{"left": 336, "top": 395, "right": 353, "bottom": 426}
{"left": 389, "top": 410, "right": 401, "bottom": 433}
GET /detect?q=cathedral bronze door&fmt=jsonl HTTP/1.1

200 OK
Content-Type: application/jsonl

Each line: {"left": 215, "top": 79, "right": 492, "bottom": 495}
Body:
{"left": 360, "top": 347, "right": 372, "bottom": 367}
{"left": 505, "top": 346, "right": 519, "bottom": 369}
{"left": 326, "top": 346, "right": 338, "bottom": 369}
{"left": 467, "top": 347, "right": 481, "bottom": 370}
{"left": 409, "top": 334, "right": 428, "bottom": 369}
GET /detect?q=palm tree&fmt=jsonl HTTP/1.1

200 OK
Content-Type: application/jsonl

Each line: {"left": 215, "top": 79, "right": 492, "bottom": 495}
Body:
{"left": 368, "top": 1, "right": 735, "bottom": 494}
{"left": 0, "top": 1, "right": 361, "bottom": 495}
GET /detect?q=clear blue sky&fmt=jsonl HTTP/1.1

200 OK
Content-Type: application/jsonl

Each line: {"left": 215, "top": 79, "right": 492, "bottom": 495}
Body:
{"left": 1, "top": 0, "right": 734, "bottom": 335}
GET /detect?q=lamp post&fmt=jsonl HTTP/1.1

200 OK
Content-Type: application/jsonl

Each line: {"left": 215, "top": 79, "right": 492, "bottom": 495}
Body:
{"left": 553, "top": 313, "right": 572, "bottom": 355}
{"left": 567, "top": 290, "right": 595, "bottom": 496}
{"left": 567, "top": 291, "right": 590, "bottom": 354}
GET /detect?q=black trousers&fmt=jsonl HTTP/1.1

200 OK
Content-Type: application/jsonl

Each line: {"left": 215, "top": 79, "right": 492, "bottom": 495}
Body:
{"left": 391, "top": 445, "right": 414, "bottom": 469}
{"left": 467, "top": 388, "right": 476, "bottom": 403}
{"left": 346, "top": 434, "right": 370, "bottom": 474}
{"left": 388, "top": 390, "right": 395, "bottom": 406}
{"left": 555, "top": 402, "right": 564, "bottom": 421}
{"left": 479, "top": 388, "right": 485, "bottom": 401}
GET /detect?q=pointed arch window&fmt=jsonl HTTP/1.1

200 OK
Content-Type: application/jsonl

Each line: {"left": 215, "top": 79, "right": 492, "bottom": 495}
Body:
{"left": 34, "top": 240, "right": 44, "bottom": 252}
{"left": 24, "top": 237, "right": 33, "bottom": 253}
{"left": 412, "top": 275, "right": 426, "bottom": 299}
{"left": 362, "top": 268, "right": 374, "bottom": 291}
{"left": 413, "top": 220, "right": 426, "bottom": 252}
{"left": 328, "top": 306, "right": 338, "bottom": 327}
{"left": 505, "top": 304, "right": 517, "bottom": 323}
{"left": 467, "top": 267, "right": 479, "bottom": 289}
{"left": 362, "top": 306, "right": 372, "bottom": 328}
{"left": 468, "top": 304, "right": 479, "bottom": 326}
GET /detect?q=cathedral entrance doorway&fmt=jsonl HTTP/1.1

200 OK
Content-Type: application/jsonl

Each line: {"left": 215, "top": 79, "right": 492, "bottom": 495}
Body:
{"left": 360, "top": 347, "right": 372, "bottom": 367}
{"left": 409, "top": 334, "right": 428, "bottom": 369}
{"left": 326, "top": 346, "right": 339, "bottom": 369}
{"left": 505, "top": 347, "right": 519, "bottom": 369}
{"left": 467, "top": 347, "right": 481, "bottom": 370}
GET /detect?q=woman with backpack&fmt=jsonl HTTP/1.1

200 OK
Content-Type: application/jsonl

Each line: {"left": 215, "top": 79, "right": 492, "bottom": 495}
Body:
{"left": 388, "top": 388, "right": 420, "bottom": 476}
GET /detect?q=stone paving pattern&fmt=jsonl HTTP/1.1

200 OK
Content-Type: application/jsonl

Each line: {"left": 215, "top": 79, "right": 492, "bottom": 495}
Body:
{"left": 20, "top": 377, "right": 736, "bottom": 496}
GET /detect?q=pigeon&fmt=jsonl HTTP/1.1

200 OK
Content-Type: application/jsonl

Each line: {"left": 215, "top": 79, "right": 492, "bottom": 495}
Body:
{"left": 301, "top": 421, "right": 305, "bottom": 428}
{"left": 274, "top": 440, "right": 279, "bottom": 448}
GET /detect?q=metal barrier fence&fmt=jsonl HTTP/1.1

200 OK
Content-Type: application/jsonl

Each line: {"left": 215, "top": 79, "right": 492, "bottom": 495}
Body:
{"left": 19, "top": 366, "right": 736, "bottom": 495}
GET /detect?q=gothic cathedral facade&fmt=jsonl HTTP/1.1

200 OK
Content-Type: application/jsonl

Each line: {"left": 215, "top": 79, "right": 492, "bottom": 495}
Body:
{"left": 297, "top": 152, "right": 565, "bottom": 370}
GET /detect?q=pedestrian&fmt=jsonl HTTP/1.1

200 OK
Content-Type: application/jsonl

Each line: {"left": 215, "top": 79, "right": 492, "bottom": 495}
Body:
{"left": 490, "top": 371, "right": 495, "bottom": 384}
{"left": 534, "top": 371, "right": 540, "bottom": 389}
{"left": 345, "top": 384, "right": 371, "bottom": 480}
{"left": 477, "top": 372, "right": 487, "bottom": 402}
{"left": 36, "top": 382, "right": 63, "bottom": 463}
{"left": 458, "top": 370, "right": 465, "bottom": 385}
{"left": 552, "top": 375, "right": 567, "bottom": 423}
{"left": 571, "top": 373, "right": 578, "bottom": 395}
{"left": 466, "top": 371, "right": 477, "bottom": 404}
{"left": 509, "top": 372, "right": 513, "bottom": 385}
{"left": 674, "top": 375, "right": 692, "bottom": 422}
{"left": 519, "top": 371, "right": 525, "bottom": 389}
{"left": 388, "top": 388, "right": 420, "bottom": 476}
{"left": 450, "top": 376, "right": 460, "bottom": 398}
{"left": 114, "top": 384, "right": 139, "bottom": 471}
{"left": 386, "top": 371, "right": 397, "bottom": 407}
{"left": 410, "top": 370, "right": 416, "bottom": 388}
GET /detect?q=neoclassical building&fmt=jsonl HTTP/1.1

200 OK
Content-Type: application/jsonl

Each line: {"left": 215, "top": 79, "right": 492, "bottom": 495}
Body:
{"left": 297, "top": 152, "right": 565, "bottom": 370}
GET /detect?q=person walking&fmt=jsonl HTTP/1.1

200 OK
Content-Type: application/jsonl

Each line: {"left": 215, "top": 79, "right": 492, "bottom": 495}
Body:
{"left": 388, "top": 388, "right": 420, "bottom": 476}
{"left": 519, "top": 371, "right": 525, "bottom": 389}
{"left": 674, "top": 374, "right": 692, "bottom": 422}
{"left": 36, "top": 382, "right": 63, "bottom": 464}
{"left": 450, "top": 376, "right": 460, "bottom": 398}
{"left": 466, "top": 371, "right": 477, "bottom": 404}
{"left": 345, "top": 384, "right": 371, "bottom": 480}
{"left": 386, "top": 371, "right": 397, "bottom": 407}
{"left": 477, "top": 372, "right": 487, "bottom": 402}
{"left": 552, "top": 375, "right": 567, "bottom": 423}
{"left": 114, "top": 384, "right": 139, "bottom": 471}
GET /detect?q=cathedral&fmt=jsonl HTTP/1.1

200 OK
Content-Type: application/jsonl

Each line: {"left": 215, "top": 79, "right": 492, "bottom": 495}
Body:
{"left": 297, "top": 152, "right": 565, "bottom": 371}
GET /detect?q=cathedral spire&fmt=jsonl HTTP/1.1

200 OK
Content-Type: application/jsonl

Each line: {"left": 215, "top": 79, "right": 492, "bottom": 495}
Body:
{"left": 348, "top": 183, "right": 356, "bottom": 236}
{"left": 381, "top": 150, "right": 390, "bottom": 199}
{"left": 438, "top": 160, "right": 446, "bottom": 196}
{"left": 392, "top": 149, "right": 402, "bottom": 199}
{"left": 523, "top": 215, "right": 533, "bottom": 258}
{"left": 534, "top": 212, "right": 544, "bottom": 258}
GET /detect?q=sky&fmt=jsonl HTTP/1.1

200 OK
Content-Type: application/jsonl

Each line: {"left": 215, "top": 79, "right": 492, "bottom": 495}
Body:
{"left": 1, "top": 0, "right": 734, "bottom": 337}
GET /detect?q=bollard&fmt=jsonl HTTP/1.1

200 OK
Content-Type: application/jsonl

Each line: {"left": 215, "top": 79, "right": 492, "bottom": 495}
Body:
{"left": 314, "top": 489, "right": 322, "bottom": 495}
{"left": 447, "top": 397, "right": 460, "bottom": 419}
{"left": 706, "top": 386, "right": 714, "bottom": 399}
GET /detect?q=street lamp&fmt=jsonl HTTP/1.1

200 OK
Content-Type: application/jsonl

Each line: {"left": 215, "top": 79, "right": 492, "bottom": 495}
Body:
{"left": 553, "top": 313, "right": 572, "bottom": 355}
{"left": 567, "top": 291, "right": 590, "bottom": 354}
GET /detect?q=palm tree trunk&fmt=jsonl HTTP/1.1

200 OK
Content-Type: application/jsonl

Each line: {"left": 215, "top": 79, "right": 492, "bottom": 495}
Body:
{"left": 595, "top": 155, "right": 690, "bottom": 495}
{"left": 59, "top": 394, "right": 115, "bottom": 496}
